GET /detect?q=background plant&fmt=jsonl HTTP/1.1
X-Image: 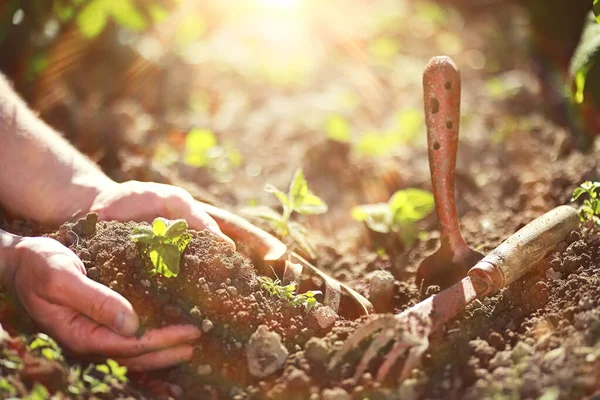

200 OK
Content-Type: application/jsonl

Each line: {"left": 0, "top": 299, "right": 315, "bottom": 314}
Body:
{"left": 242, "top": 168, "right": 328, "bottom": 258}
{"left": 257, "top": 276, "right": 321, "bottom": 313}
{"left": 572, "top": 181, "right": 600, "bottom": 224}
{"left": 351, "top": 188, "right": 434, "bottom": 245}
{"left": 131, "top": 218, "right": 191, "bottom": 278}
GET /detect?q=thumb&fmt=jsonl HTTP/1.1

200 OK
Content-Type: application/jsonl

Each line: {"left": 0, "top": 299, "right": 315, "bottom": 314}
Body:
{"left": 53, "top": 273, "right": 140, "bottom": 336}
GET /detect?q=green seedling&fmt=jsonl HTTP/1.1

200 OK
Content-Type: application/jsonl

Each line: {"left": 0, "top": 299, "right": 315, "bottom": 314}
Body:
{"left": 257, "top": 276, "right": 321, "bottom": 313}
{"left": 28, "top": 333, "right": 63, "bottom": 362}
{"left": 131, "top": 218, "right": 191, "bottom": 278}
{"left": 351, "top": 188, "right": 434, "bottom": 245}
{"left": 572, "top": 181, "right": 600, "bottom": 224}
{"left": 242, "top": 169, "right": 328, "bottom": 258}
{"left": 569, "top": 12, "right": 600, "bottom": 104}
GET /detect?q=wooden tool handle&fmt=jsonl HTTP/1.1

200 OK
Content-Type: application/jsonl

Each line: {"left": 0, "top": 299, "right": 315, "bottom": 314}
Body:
{"left": 423, "top": 56, "right": 466, "bottom": 252}
{"left": 474, "top": 205, "right": 579, "bottom": 290}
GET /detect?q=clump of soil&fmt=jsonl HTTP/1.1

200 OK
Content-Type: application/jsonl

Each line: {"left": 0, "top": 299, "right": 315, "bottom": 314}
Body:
{"left": 49, "top": 213, "right": 333, "bottom": 397}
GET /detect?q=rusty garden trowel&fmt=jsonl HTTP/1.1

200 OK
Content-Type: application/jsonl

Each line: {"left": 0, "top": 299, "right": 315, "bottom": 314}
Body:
{"left": 416, "top": 56, "right": 484, "bottom": 293}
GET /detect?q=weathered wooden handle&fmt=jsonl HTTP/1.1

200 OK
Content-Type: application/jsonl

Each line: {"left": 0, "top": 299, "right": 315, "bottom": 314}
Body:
{"left": 473, "top": 205, "right": 579, "bottom": 290}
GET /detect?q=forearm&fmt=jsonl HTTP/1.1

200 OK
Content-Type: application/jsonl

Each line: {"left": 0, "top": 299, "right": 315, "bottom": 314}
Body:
{"left": 0, "top": 74, "right": 116, "bottom": 224}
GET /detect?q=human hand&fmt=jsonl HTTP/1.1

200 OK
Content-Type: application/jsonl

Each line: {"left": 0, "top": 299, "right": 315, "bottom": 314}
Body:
{"left": 7, "top": 236, "right": 201, "bottom": 371}
{"left": 90, "top": 181, "right": 235, "bottom": 249}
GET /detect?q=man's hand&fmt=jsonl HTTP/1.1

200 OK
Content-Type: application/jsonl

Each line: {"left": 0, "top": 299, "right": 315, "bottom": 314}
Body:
{"left": 8, "top": 236, "right": 201, "bottom": 371}
{"left": 90, "top": 181, "right": 234, "bottom": 248}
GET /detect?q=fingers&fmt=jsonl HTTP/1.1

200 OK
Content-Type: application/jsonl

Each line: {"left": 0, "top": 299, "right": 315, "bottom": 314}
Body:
{"left": 25, "top": 295, "right": 200, "bottom": 358}
{"left": 45, "top": 270, "right": 140, "bottom": 337}
{"left": 188, "top": 202, "right": 236, "bottom": 249}
{"left": 114, "top": 344, "right": 194, "bottom": 371}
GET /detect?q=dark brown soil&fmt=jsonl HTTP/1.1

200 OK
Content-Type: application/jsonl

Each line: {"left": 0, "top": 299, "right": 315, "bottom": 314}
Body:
{"left": 46, "top": 214, "right": 332, "bottom": 398}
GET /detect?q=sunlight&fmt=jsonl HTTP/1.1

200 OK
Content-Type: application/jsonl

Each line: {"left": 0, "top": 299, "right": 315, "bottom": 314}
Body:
{"left": 256, "top": 0, "right": 301, "bottom": 10}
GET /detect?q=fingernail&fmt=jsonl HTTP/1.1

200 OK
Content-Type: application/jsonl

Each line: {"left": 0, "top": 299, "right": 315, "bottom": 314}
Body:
{"left": 115, "top": 312, "right": 139, "bottom": 336}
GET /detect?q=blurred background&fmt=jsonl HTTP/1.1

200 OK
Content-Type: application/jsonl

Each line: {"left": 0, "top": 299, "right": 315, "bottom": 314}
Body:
{"left": 0, "top": 0, "right": 597, "bottom": 248}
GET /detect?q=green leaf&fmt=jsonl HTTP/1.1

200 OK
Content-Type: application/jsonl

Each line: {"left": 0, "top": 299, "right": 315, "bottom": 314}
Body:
{"left": 389, "top": 188, "right": 434, "bottom": 223}
{"left": 572, "top": 186, "right": 587, "bottom": 200}
{"left": 109, "top": 0, "right": 147, "bottom": 31}
{"left": 264, "top": 184, "right": 290, "bottom": 210}
{"left": 164, "top": 219, "right": 188, "bottom": 240}
{"left": 152, "top": 217, "right": 169, "bottom": 236}
{"left": 350, "top": 203, "right": 389, "bottom": 222}
{"left": 287, "top": 169, "right": 327, "bottom": 214}
{"left": 294, "top": 193, "right": 328, "bottom": 215}
{"left": 568, "top": 12, "right": 600, "bottom": 103}
{"left": 592, "top": 200, "right": 600, "bottom": 214}
{"left": 149, "top": 243, "right": 181, "bottom": 277}
{"left": 28, "top": 382, "right": 49, "bottom": 400}
{"left": 130, "top": 226, "right": 156, "bottom": 244}
{"left": 77, "top": 0, "right": 108, "bottom": 38}
{"left": 594, "top": 0, "right": 600, "bottom": 25}
{"left": 0, "top": 378, "right": 16, "bottom": 396}
{"left": 96, "top": 364, "right": 110, "bottom": 374}
{"left": 325, "top": 114, "right": 350, "bottom": 142}
{"left": 288, "top": 169, "right": 309, "bottom": 206}
{"left": 184, "top": 128, "right": 217, "bottom": 167}
{"left": 107, "top": 359, "right": 128, "bottom": 383}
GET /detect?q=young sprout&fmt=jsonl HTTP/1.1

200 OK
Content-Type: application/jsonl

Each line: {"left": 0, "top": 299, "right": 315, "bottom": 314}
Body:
{"left": 242, "top": 168, "right": 328, "bottom": 258}
{"left": 572, "top": 181, "right": 600, "bottom": 224}
{"left": 257, "top": 276, "right": 321, "bottom": 313}
{"left": 351, "top": 188, "right": 434, "bottom": 246}
{"left": 130, "top": 218, "right": 191, "bottom": 278}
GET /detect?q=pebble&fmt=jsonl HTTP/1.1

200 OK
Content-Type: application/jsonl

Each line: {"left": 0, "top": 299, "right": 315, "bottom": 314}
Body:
{"left": 227, "top": 286, "right": 238, "bottom": 296}
{"left": 368, "top": 270, "right": 395, "bottom": 312}
{"left": 246, "top": 325, "right": 288, "bottom": 378}
{"left": 546, "top": 268, "right": 562, "bottom": 280}
{"left": 314, "top": 306, "right": 337, "bottom": 330}
{"left": 141, "top": 279, "right": 151, "bottom": 288}
{"left": 287, "top": 368, "right": 312, "bottom": 387}
{"left": 202, "top": 319, "right": 214, "bottom": 333}
{"left": 189, "top": 306, "right": 202, "bottom": 321}
{"left": 197, "top": 364, "right": 212, "bottom": 376}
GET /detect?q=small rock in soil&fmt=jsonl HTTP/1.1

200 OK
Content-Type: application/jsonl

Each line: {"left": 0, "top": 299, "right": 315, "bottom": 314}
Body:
{"left": 197, "top": 364, "right": 212, "bottom": 376}
{"left": 305, "top": 337, "right": 329, "bottom": 365}
{"left": 313, "top": 306, "right": 337, "bottom": 330}
{"left": 189, "top": 306, "right": 202, "bottom": 321}
{"left": 321, "top": 387, "right": 350, "bottom": 400}
{"left": 368, "top": 270, "right": 396, "bottom": 312}
{"left": 246, "top": 325, "right": 289, "bottom": 378}
{"left": 202, "top": 319, "right": 214, "bottom": 333}
{"left": 287, "top": 367, "right": 312, "bottom": 388}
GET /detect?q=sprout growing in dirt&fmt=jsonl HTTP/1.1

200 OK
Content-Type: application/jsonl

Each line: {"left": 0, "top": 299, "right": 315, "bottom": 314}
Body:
{"left": 351, "top": 188, "right": 434, "bottom": 245}
{"left": 28, "top": 333, "right": 63, "bottom": 362}
{"left": 242, "top": 168, "right": 328, "bottom": 258}
{"left": 70, "top": 359, "right": 128, "bottom": 395}
{"left": 572, "top": 181, "right": 600, "bottom": 224}
{"left": 130, "top": 218, "right": 192, "bottom": 278}
{"left": 257, "top": 276, "right": 321, "bottom": 313}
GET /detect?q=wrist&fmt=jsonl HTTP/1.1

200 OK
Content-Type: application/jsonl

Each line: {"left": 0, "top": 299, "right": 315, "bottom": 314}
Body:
{"left": 0, "top": 229, "right": 24, "bottom": 290}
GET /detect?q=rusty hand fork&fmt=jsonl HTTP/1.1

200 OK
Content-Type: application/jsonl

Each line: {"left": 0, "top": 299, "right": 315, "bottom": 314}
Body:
{"left": 329, "top": 205, "right": 578, "bottom": 383}
{"left": 416, "top": 56, "right": 484, "bottom": 294}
